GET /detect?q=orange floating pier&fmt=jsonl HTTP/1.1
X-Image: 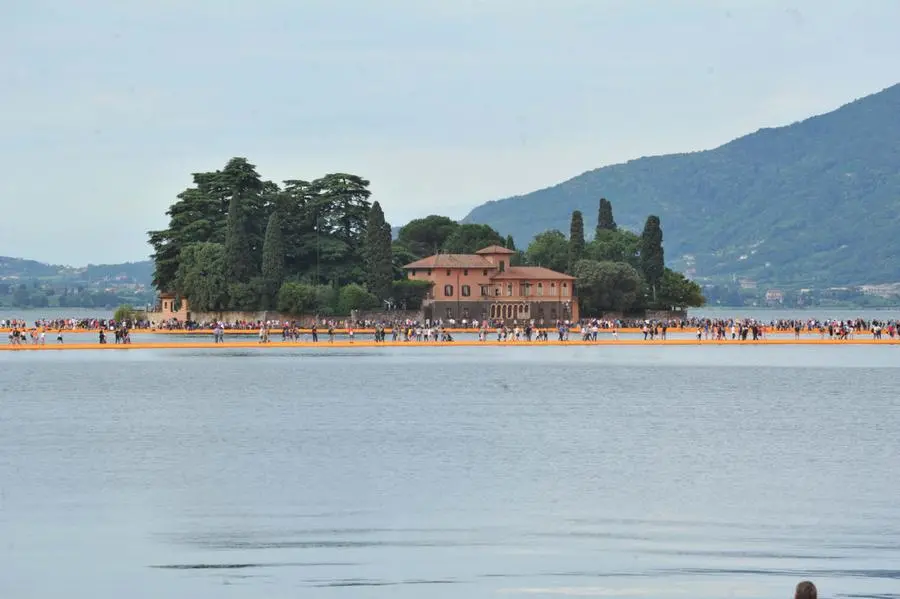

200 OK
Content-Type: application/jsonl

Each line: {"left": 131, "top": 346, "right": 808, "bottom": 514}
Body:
{"left": 1, "top": 339, "right": 898, "bottom": 351}
{"left": 0, "top": 327, "right": 881, "bottom": 336}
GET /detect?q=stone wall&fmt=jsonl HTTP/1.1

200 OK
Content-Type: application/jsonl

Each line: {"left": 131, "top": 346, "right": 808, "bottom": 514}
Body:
{"left": 146, "top": 309, "right": 424, "bottom": 326}
{"left": 349, "top": 309, "right": 423, "bottom": 323}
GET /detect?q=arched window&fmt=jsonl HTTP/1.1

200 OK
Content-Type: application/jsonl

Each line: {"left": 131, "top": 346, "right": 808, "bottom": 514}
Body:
{"left": 490, "top": 305, "right": 496, "bottom": 318}
{"left": 444, "top": 284, "right": 454, "bottom": 297}
{"left": 537, "top": 283, "right": 544, "bottom": 297}
{"left": 506, "top": 283, "right": 513, "bottom": 297}
{"left": 461, "top": 285, "right": 471, "bottom": 297}
{"left": 550, "top": 283, "right": 557, "bottom": 296}
{"left": 562, "top": 283, "right": 569, "bottom": 297}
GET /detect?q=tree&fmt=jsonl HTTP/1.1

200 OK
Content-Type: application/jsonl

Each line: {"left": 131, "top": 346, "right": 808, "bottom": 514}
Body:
{"left": 657, "top": 268, "right": 705, "bottom": 309}
{"left": 363, "top": 201, "right": 393, "bottom": 301}
{"left": 504, "top": 235, "right": 516, "bottom": 251}
{"left": 586, "top": 229, "right": 641, "bottom": 269}
{"left": 309, "top": 173, "right": 372, "bottom": 285}
{"left": 391, "top": 241, "right": 420, "bottom": 279}
{"left": 390, "top": 279, "right": 433, "bottom": 309}
{"left": 174, "top": 242, "right": 230, "bottom": 312}
{"left": 597, "top": 197, "right": 617, "bottom": 234}
{"left": 224, "top": 191, "right": 257, "bottom": 284}
{"left": 640, "top": 215, "right": 665, "bottom": 303}
{"left": 525, "top": 230, "right": 569, "bottom": 273}
{"left": 277, "top": 281, "right": 322, "bottom": 315}
{"left": 568, "top": 210, "right": 585, "bottom": 273}
{"left": 573, "top": 259, "right": 644, "bottom": 315}
{"left": 114, "top": 304, "right": 135, "bottom": 322}
{"left": 261, "top": 211, "right": 285, "bottom": 309}
{"left": 337, "top": 283, "right": 379, "bottom": 315}
{"left": 397, "top": 215, "right": 459, "bottom": 258}
{"left": 12, "top": 284, "right": 30, "bottom": 307}
{"left": 441, "top": 223, "right": 505, "bottom": 254}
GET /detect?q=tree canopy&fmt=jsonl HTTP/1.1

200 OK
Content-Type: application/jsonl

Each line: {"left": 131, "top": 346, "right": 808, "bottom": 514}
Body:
{"left": 149, "top": 159, "right": 702, "bottom": 317}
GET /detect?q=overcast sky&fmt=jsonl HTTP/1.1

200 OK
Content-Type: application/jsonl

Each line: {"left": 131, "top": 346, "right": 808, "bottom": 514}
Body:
{"left": 2, "top": 0, "right": 899, "bottom": 265}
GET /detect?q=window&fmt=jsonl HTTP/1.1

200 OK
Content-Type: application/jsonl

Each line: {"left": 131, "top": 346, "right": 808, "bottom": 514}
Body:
{"left": 506, "top": 283, "right": 513, "bottom": 297}
{"left": 446, "top": 269, "right": 451, "bottom": 276}
{"left": 445, "top": 307, "right": 453, "bottom": 318}
{"left": 550, "top": 283, "right": 557, "bottom": 296}
{"left": 410, "top": 269, "right": 416, "bottom": 276}
{"left": 537, "top": 283, "right": 543, "bottom": 296}
{"left": 495, "top": 287, "right": 501, "bottom": 296}
{"left": 427, "top": 269, "right": 432, "bottom": 276}
{"left": 480, "top": 285, "right": 489, "bottom": 297}
{"left": 490, "top": 305, "right": 496, "bottom": 318}
{"left": 483, "top": 269, "right": 488, "bottom": 276}
{"left": 520, "top": 283, "right": 530, "bottom": 296}
{"left": 462, "top": 308, "right": 469, "bottom": 318}
{"left": 463, "top": 269, "right": 469, "bottom": 276}
{"left": 562, "top": 283, "right": 569, "bottom": 297}
{"left": 462, "top": 285, "right": 471, "bottom": 297}
{"left": 444, "top": 284, "right": 454, "bottom": 297}
{"left": 499, "top": 261, "right": 506, "bottom": 272}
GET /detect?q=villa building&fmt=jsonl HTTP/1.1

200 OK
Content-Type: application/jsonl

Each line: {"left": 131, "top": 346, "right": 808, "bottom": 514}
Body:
{"left": 403, "top": 245, "right": 578, "bottom": 323}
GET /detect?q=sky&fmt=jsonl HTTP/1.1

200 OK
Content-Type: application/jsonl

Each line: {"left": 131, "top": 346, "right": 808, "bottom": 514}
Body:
{"left": 2, "top": 0, "right": 899, "bottom": 265}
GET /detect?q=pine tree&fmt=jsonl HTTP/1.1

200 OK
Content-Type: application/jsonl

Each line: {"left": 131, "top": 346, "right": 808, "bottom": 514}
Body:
{"left": 224, "top": 192, "right": 256, "bottom": 283}
{"left": 640, "top": 215, "right": 665, "bottom": 303}
{"left": 597, "top": 197, "right": 617, "bottom": 234}
{"left": 568, "top": 210, "right": 585, "bottom": 273}
{"left": 261, "top": 211, "right": 285, "bottom": 308}
{"left": 364, "top": 201, "right": 393, "bottom": 301}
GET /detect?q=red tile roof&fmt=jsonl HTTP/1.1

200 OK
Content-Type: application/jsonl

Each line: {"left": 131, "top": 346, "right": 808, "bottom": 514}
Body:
{"left": 490, "top": 266, "right": 575, "bottom": 280}
{"left": 403, "top": 254, "right": 496, "bottom": 269}
{"left": 475, "top": 245, "right": 516, "bottom": 255}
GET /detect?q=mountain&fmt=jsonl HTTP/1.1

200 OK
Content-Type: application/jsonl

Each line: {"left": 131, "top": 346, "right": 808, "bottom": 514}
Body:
{"left": 463, "top": 83, "right": 900, "bottom": 287}
{"left": 0, "top": 257, "right": 154, "bottom": 286}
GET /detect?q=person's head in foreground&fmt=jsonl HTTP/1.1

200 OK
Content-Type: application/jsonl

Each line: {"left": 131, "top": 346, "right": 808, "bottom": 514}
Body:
{"left": 795, "top": 581, "right": 817, "bottom": 599}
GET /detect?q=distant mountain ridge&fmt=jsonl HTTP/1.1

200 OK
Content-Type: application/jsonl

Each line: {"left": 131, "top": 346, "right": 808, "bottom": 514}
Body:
{"left": 463, "top": 83, "right": 900, "bottom": 287}
{"left": 0, "top": 256, "right": 153, "bottom": 285}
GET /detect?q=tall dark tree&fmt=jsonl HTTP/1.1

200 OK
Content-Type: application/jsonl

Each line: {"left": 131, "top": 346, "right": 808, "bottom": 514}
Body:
{"left": 224, "top": 191, "right": 257, "bottom": 283}
{"left": 568, "top": 210, "right": 585, "bottom": 273}
{"left": 261, "top": 211, "right": 285, "bottom": 308}
{"left": 504, "top": 235, "right": 516, "bottom": 251}
{"left": 363, "top": 201, "right": 393, "bottom": 301}
{"left": 597, "top": 197, "right": 617, "bottom": 234}
{"left": 639, "top": 215, "right": 665, "bottom": 302}
{"left": 310, "top": 173, "right": 372, "bottom": 285}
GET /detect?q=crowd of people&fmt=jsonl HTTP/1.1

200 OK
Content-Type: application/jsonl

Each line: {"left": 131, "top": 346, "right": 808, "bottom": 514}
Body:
{"left": 4, "top": 315, "right": 900, "bottom": 345}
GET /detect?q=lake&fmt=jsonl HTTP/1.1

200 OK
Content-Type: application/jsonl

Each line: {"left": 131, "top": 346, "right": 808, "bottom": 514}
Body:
{"left": 1, "top": 345, "right": 899, "bottom": 599}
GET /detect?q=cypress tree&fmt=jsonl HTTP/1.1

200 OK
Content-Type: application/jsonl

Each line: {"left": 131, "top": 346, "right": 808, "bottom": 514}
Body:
{"left": 504, "top": 234, "right": 516, "bottom": 251}
{"left": 639, "top": 215, "right": 665, "bottom": 303}
{"left": 568, "top": 210, "right": 585, "bottom": 273}
{"left": 597, "top": 197, "right": 617, "bottom": 234}
{"left": 224, "top": 193, "right": 256, "bottom": 283}
{"left": 364, "top": 201, "right": 393, "bottom": 301}
{"left": 261, "top": 211, "right": 285, "bottom": 308}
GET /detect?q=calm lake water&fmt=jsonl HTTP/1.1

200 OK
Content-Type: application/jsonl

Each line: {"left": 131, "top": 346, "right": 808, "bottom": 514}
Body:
{"left": 2, "top": 345, "right": 899, "bottom": 599}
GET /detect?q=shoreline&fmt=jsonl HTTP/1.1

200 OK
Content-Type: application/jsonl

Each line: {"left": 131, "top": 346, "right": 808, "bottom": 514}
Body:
{"left": 2, "top": 338, "right": 898, "bottom": 351}
{"left": 1, "top": 327, "right": 890, "bottom": 335}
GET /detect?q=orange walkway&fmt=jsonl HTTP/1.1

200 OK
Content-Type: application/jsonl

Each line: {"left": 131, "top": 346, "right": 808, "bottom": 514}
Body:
{"left": 1, "top": 339, "right": 898, "bottom": 351}
{"left": 0, "top": 327, "right": 876, "bottom": 336}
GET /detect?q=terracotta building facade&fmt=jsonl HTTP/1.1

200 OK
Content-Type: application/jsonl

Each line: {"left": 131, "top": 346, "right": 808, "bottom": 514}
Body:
{"left": 403, "top": 245, "right": 578, "bottom": 323}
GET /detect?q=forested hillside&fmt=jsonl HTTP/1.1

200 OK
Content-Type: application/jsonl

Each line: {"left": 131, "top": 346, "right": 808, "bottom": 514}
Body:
{"left": 464, "top": 83, "right": 900, "bottom": 287}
